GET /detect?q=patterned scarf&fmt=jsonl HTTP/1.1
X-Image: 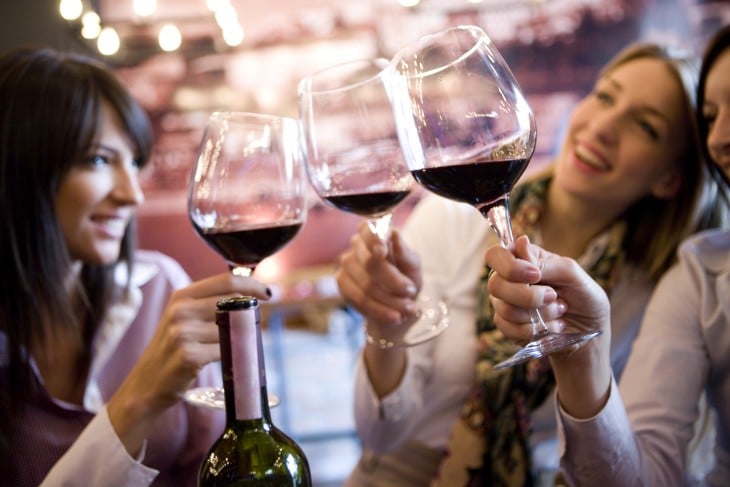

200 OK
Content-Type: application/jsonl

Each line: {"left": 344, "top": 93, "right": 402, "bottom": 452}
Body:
{"left": 433, "top": 174, "right": 627, "bottom": 486}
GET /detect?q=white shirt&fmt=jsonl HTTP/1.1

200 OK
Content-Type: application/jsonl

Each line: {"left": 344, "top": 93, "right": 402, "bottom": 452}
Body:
{"left": 352, "top": 194, "right": 652, "bottom": 473}
{"left": 558, "top": 228, "right": 730, "bottom": 486}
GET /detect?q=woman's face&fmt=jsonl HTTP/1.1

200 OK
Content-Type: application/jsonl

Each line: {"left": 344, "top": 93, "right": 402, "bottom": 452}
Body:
{"left": 703, "top": 48, "right": 730, "bottom": 179}
{"left": 553, "top": 57, "right": 689, "bottom": 209}
{"left": 55, "top": 101, "right": 144, "bottom": 265}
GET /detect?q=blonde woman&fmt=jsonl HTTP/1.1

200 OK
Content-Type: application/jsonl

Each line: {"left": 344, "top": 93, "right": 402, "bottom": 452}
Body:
{"left": 336, "top": 41, "right": 724, "bottom": 486}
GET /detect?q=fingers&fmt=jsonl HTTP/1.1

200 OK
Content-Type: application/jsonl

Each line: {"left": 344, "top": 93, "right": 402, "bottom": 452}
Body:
{"left": 175, "top": 272, "right": 272, "bottom": 302}
{"left": 485, "top": 241, "right": 542, "bottom": 286}
{"left": 336, "top": 245, "right": 416, "bottom": 324}
{"left": 390, "top": 229, "right": 423, "bottom": 287}
{"left": 336, "top": 223, "right": 422, "bottom": 321}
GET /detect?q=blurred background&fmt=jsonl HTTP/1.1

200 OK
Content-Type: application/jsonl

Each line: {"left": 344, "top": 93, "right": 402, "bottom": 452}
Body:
{"left": 2, "top": 1, "right": 728, "bottom": 485}
{"left": 2, "top": 0, "right": 726, "bottom": 282}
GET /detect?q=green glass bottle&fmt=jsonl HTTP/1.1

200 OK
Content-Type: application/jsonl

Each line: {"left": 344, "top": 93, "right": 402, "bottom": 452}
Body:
{"left": 199, "top": 296, "right": 312, "bottom": 486}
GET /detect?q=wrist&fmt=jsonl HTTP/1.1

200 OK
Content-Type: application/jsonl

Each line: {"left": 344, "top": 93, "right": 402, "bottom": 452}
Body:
{"left": 549, "top": 330, "right": 612, "bottom": 419}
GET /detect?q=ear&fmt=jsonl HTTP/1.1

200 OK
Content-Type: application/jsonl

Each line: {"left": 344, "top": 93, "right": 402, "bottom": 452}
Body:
{"left": 651, "top": 167, "right": 682, "bottom": 199}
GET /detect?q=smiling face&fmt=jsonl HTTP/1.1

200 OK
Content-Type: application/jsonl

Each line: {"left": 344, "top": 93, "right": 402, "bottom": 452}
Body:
{"left": 553, "top": 57, "right": 690, "bottom": 211}
{"left": 54, "top": 101, "right": 145, "bottom": 265}
{"left": 703, "top": 48, "right": 730, "bottom": 179}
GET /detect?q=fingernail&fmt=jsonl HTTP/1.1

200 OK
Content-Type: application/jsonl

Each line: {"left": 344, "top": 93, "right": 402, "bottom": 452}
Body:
{"left": 525, "top": 268, "right": 541, "bottom": 281}
{"left": 556, "top": 299, "right": 567, "bottom": 315}
{"left": 405, "top": 284, "right": 417, "bottom": 297}
{"left": 404, "top": 302, "right": 418, "bottom": 315}
{"left": 542, "top": 288, "right": 557, "bottom": 304}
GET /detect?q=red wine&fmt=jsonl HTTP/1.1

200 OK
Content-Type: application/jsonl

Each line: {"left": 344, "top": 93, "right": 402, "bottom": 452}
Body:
{"left": 195, "top": 222, "right": 302, "bottom": 268}
{"left": 411, "top": 158, "right": 528, "bottom": 212}
{"left": 323, "top": 190, "right": 410, "bottom": 216}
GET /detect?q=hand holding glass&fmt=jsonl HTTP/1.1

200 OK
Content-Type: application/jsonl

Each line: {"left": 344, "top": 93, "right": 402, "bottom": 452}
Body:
{"left": 185, "top": 112, "right": 308, "bottom": 407}
{"left": 299, "top": 58, "right": 448, "bottom": 348}
{"left": 389, "top": 25, "right": 600, "bottom": 368}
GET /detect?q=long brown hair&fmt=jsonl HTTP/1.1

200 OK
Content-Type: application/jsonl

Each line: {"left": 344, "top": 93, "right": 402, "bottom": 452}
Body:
{"left": 0, "top": 47, "right": 152, "bottom": 475}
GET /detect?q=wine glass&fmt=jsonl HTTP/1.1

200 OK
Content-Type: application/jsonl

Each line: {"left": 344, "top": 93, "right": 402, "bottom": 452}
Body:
{"left": 388, "top": 25, "right": 601, "bottom": 369}
{"left": 299, "top": 58, "right": 448, "bottom": 349}
{"left": 185, "top": 111, "right": 308, "bottom": 407}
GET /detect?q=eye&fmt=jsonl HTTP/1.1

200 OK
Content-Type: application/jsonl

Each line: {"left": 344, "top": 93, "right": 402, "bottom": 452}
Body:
{"left": 593, "top": 89, "right": 614, "bottom": 105}
{"left": 82, "top": 153, "right": 111, "bottom": 167}
{"left": 636, "top": 118, "right": 660, "bottom": 140}
{"left": 703, "top": 110, "right": 717, "bottom": 131}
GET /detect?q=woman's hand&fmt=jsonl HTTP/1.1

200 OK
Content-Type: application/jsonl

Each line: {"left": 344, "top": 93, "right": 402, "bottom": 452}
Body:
{"left": 336, "top": 222, "right": 421, "bottom": 397}
{"left": 336, "top": 222, "right": 422, "bottom": 341}
{"left": 485, "top": 235, "right": 610, "bottom": 346}
{"left": 485, "top": 236, "right": 614, "bottom": 418}
{"left": 107, "top": 272, "right": 271, "bottom": 456}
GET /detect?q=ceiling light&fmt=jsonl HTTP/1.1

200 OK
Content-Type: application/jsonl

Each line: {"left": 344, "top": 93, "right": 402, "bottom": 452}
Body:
{"left": 97, "top": 27, "right": 120, "bottom": 56}
{"left": 159, "top": 23, "right": 182, "bottom": 51}
{"left": 59, "top": 0, "right": 83, "bottom": 20}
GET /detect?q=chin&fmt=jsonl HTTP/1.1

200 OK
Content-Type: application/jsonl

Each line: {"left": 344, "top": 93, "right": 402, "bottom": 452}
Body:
{"left": 76, "top": 246, "right": 123, "bottom": 266}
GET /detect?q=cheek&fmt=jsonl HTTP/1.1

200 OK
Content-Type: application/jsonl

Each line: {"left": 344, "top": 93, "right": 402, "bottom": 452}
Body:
{"left": 55, "top": 181, "right": 103, "bottom": 232}
{"left": 621, "top": 147, "right": 679, "bottom": 192}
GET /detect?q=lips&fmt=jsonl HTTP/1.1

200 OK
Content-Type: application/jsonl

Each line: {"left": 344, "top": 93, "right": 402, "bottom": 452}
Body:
{"left": 91, "top": 215, "right": 129, "bottom": 238}
{"left": 574, "top": 143, "right": 609, "bottom": 171}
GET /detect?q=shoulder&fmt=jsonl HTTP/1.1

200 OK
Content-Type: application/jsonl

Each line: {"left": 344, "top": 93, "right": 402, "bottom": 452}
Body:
{"left": 676, "top": 229, "right": 730, "bottom": 278}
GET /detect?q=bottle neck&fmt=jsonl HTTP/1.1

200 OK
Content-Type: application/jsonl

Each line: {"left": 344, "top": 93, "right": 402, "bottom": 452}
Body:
{"left": 218, "top": 306, "right": 272, "bottom": 425}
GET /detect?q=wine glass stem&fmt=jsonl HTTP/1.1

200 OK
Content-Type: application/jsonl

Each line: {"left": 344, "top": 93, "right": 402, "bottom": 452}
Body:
{"left": 368, "top": 212, "right": 393, "bottom": 241}
{"left": 230, "top": 265, "right": 255, "bottom": 277}
{"left": 484, "top": 201, "right": 549, "bottom": 338}
{"left": 368, "top": 212, "right": 398, "bottom": 265}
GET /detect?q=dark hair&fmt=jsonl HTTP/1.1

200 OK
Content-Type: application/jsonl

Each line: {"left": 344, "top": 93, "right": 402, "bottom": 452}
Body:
{"left": 0, "top": 48, "right": 152, "bottom": 475}
{"left": 697, "top": 24, "right": 730, "bottom": 204}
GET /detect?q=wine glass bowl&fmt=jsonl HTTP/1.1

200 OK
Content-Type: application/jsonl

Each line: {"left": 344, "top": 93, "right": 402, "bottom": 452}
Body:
{"left": 188, "top": 111, "right": 308, "bottom": 277}
{"left": 300, "top": 59, "right": 413, "bottom": 237}
{"left": 389, "top": 25, "right": 601, "bottom": 368}
{"left": 299, "top": 58, "right": 448, "bottom": 348}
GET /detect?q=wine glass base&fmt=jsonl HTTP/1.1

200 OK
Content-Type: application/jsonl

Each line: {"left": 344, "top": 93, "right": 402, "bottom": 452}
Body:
{"left": 366, "top": 297, "right": 449, "bottom": 349}
{"left": 492, "top": 330, "right": 602, "bottom": 370}
{"left": 184, "top": 387, "right": 280, "bottom": 409}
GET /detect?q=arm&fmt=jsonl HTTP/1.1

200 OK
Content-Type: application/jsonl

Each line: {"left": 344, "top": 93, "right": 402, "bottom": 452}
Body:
{"left": 341, "top": 195, "right": 487, "bottom": 452}
{"left": 41, "top": 267, "right": 270, "bottom": 486}
{"left": 485, "top": 235, "right": 613, "bottom": 418}
{"left": 487, "top": 236, "right": 712, "bottom": 486}
{"left": 336, "top": 222, "right": 418, "bottom": 398}
{"left": 39, "top": 408, "right": 158, "bottom": 487}
{"left": 572, "top": 251, "right": 709, "bottom": 484}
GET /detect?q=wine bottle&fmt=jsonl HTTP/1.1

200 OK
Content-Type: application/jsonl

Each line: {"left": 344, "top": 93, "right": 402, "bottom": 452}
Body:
{"left": 199, "top": 296, "right": 312, "bottom": 486}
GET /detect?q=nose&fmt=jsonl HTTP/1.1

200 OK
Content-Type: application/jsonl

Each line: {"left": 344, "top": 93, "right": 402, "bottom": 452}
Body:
{"left": 587, "top": 108, "right": 621, "bottom": 145}
{"left": 707, "top": 107, "right": 730, "bottom": 160}
{"left": 112, "top": 161, "right": 145, "bottom": 205}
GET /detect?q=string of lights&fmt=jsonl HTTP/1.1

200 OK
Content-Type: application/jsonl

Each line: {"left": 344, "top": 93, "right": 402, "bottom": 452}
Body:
{"left": 58, "top": 0, "right": 244, "bottom": 57}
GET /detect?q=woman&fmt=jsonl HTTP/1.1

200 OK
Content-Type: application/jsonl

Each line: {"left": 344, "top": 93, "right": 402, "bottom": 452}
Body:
{"left": 336, "top": 40, "right": 724, "bottom": 485}
{"left": 0, "top": 48, "right": 271, "bottom": 486}
{"left": 484, "top": 25, "right": 730, "bottom": 485}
